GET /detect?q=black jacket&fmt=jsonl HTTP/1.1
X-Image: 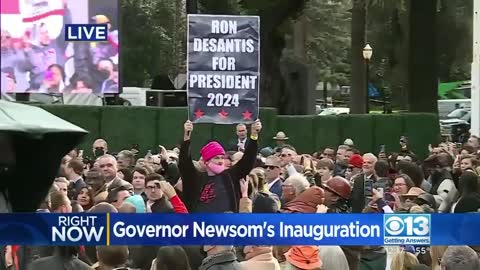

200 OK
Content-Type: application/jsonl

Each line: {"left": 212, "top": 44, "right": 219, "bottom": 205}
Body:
{"left": 179, "top": 138, "right": 258, "bottom": 213}
{"left": 27, "top": 255, "right": 91, "bottom": 270}
{"left": 350, "top": 173, "right": 377, "bottom": 213}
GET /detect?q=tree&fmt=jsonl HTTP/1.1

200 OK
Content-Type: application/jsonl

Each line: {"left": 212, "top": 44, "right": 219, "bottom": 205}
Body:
{"left": 121, "top": 0, "right": 186, "bottom": 87}
{"left": 436, "top": 0, "right": 473, "bottom": 82}
{"left": 239, "top": 0, "right": 309, "bottom": 111}
{"left": 407, "top": 0, "right": 438, "bottom": 113}
{"left": 303, "top": 0, "right": 351, "bottom": 87}
{"left": 366, "top": 0, "right": 409, "bottom": 109}
{"left": 349, "top": 0, "right": 368, "bottom": 114}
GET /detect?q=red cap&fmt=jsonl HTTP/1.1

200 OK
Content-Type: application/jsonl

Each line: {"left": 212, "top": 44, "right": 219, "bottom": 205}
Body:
{"left": 349, "top": 154, "right": 363, "bottom": 169}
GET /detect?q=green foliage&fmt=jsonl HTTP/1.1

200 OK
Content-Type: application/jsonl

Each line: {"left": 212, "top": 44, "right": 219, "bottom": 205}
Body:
{"left": 199, "top": 0, "right": 239, "bottom": 14}
{"left": 121, "top": 0, "right": 185, "bottom": 87}
{"left": 303, "top": 0, "right": 351, "bottom": 86}
{"left": 119, "top": 0, "right": 472, "bottom": 112}
{"left": 436, "top": 0, "right": 473, "bottom": 82}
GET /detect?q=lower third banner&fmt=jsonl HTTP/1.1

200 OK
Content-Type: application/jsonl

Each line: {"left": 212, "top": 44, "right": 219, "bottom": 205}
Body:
{"left": 0, "top": 214, "right": 479, "bottom": 246}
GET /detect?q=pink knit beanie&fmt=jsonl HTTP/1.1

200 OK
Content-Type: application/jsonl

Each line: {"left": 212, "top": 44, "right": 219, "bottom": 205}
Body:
{"left": 200, "top": 141, "right": 226, "bottom": 162}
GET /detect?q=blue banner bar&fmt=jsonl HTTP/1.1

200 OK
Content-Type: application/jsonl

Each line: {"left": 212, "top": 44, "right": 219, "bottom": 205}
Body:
{"left": 0, "top": 214, "right": 107, "bottom": 245}
{"left": 0, "top": 213, "right": 478, "bottom": 246}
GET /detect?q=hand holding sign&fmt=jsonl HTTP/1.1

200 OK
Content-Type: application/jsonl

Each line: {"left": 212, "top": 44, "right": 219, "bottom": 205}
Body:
{"left": 184, "top": 120, "right": 193, "bottom": 141}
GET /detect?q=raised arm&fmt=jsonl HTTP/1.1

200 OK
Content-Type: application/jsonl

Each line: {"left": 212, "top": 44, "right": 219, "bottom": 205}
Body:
{"left": 160, "top": 181, "right": 188, "bottom": 213}
{"left": 178, "top": 120, "right": 199, "bottom": 189}
{"left": 230, "top": 120, "right": 262, "bottom": 181}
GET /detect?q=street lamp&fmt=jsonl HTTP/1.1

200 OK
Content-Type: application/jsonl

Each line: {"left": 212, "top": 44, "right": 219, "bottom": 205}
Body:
{"left": 363, "top": 44, "right": 373, "bottom": 113}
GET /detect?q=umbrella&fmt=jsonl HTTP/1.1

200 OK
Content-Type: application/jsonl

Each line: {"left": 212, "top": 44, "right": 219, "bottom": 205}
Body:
{"left": 0, "top": 100, "right": 87, "bottom": 212}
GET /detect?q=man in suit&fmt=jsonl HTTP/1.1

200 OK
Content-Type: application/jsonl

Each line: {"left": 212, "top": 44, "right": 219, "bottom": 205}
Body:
{"left": 264, "top": 156, "right": 283, "bottom": 199}
{"left": 227, "top": 124, "right": 248, "bottom": 152}
{"left": 97, "top": 155, "right": 133, "bottom": 194}
{"left": 349, "top": 153, "right": 378, "bottom": 213}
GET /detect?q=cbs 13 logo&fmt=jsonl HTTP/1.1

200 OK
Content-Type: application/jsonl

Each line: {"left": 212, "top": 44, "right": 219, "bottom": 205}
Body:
{"left": 384, "top": 214, "right": 430, "bottom": 237}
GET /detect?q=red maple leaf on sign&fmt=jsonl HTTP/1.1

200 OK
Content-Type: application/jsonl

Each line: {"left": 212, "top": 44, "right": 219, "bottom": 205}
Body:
{"left": 219, "top": 109, "right": 229, "bottom": 119}
{"left": 242, "top": 110, "right": 252, "bottom": 120}
{"left": 194, "top": 109, "right": 204, "bottom": 119}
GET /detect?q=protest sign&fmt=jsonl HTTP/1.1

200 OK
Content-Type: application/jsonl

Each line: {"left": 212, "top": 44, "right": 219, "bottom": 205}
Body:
{"left": 187, "top": 15, "right": 260, "bottom": 124}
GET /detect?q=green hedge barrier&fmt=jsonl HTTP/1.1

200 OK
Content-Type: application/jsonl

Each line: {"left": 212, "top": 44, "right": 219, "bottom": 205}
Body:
{"left": 257, "top": 107, "right": 277, "bottom": 149}
{"left": 338, "top": 114, "right": 375, "bottom": 154}
{"left": 403, "top": 113, "right": 440, "bottom": 159}
{"left": 100, "top": 106, "right": 158, "bottom": 155}
{"left": 313, "top": 115, "right": 341, "bottom": 151}
{"left": 35, "top": 105, "right": 439, "bottom": 159}
{"left": 276, "top": 115, "right": 315, "bottom": 153}
{"left": 38, "top": 105, "right": 101, "bottom": 152}
{"left": 373, "top": 114, "right": 404, "bottom": 154}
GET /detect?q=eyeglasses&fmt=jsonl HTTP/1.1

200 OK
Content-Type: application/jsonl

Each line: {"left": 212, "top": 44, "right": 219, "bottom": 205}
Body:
{"left": 264, "top": 165, "right": 278, "bottom": 170}
{"left": 281, "top": 153, "right": 292, "bottom": 158}
{"left": 146, "top": 185, "right": 159, "bottom": 190}
{"left": 113, "top": 195, "right": 130, "bottom": 203}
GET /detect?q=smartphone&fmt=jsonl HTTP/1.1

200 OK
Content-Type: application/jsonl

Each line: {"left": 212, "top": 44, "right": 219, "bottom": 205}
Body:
{"left": 379, "top": 144, "right": 386, "bottom": 153}
{"left": 364, "top": 178, "right": 374, "bottom": 197}
{"left": 132, "top": 144, "right": 139, "bottom": 150}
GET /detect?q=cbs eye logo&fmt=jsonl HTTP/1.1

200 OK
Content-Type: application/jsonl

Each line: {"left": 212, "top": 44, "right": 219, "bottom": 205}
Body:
{"left": 384, "top": 214, "right": 430, "bottom": 237}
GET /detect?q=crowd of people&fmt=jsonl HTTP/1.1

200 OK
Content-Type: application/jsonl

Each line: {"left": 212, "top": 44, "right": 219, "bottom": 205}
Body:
{"left": 1, "top": 119, "right": 480, "bottom": 270}
{"left": 1, "top": 0, "right": 118, "bottom": 95}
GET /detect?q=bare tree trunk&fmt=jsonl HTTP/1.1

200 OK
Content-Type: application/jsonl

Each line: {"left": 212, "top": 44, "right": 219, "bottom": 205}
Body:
{"left": 199, "top": 0, "right": 307, "bottom": 113}
{"left": 407, "top": 0, "right": 438, "bottom": 113}
{"left": 350, "top": 0, "right": 367, "bottom": 114}
{"left": 259, "top": 28, "right": 287, "bottom": 110}
{"left": 186, "top": 0, "right": 197, "bottom": 14}
{"left": 293, "top": 15, "right": 308, "bottom": 61}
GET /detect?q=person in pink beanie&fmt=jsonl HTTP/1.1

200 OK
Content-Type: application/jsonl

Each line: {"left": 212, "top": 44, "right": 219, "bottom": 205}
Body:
{"left": 179, "top": 119, "right": 262, "bottom": 213}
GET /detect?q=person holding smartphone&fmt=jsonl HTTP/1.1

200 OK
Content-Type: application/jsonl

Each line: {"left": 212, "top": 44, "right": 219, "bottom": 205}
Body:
{"left": 349, "top": 153, "right": 378, "bottom": 213}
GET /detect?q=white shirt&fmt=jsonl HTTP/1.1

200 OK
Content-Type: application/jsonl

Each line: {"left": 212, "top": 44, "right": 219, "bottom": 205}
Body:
{"left": 237, "top": 138, "right": 247, "bottom": 150}
{"left": 268, "top": 178, "right": 281, "bottom": 190}
{"left": 106, "top": 179, "right": 114, "bottom": 188}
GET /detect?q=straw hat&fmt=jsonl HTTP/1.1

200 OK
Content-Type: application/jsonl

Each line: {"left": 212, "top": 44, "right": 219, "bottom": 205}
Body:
{"left": 273, "top": 131, "right": 289, "bottom": 140}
